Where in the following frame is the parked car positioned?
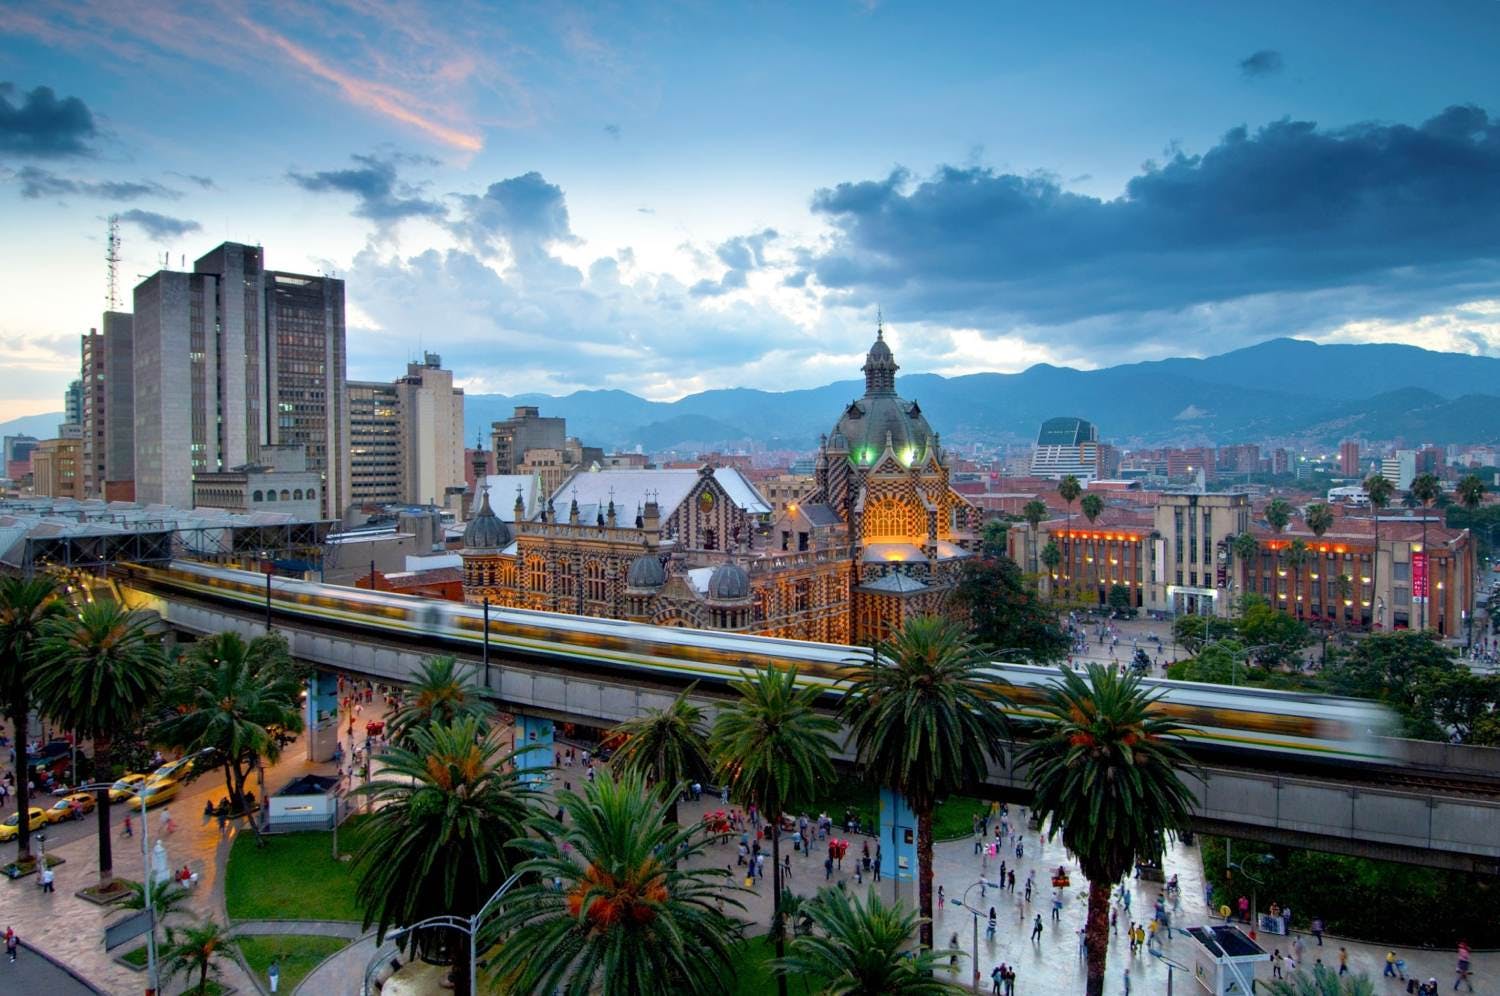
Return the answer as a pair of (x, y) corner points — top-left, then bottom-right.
(44, 792), (97, 824)
(0, 807), (47, 842)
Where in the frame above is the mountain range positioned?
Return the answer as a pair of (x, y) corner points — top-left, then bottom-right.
(6, 338), (1500, 455)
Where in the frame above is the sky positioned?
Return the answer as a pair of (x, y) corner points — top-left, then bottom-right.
(2, 0), (1500, 421)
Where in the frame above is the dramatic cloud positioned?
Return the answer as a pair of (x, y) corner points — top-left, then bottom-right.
(12, 165), (177, 200)
(807, 105), (1500, 350)
(1239, 49), (1284, 78)
(448, 171), (578, 260)
(287, 153), (445, 224)
(692, 228), (779, 297)
(0, 83), (96, 157)
(118, 208), (201, 239)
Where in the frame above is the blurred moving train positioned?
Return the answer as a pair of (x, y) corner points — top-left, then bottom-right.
(118, 561), (1399, 770)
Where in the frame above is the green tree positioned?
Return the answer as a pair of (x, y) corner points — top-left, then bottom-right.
(33, 601), (166, 884)
(1059, 475), (1083, 596)
(1040, 541), (1061, 579)
(949, 554), (1069, 663)
(1019, 664), (1196, 996)
(712, 665), (838, 995)
(155, 632), (305, 841)
(607, 684), (711, 827)
(354, 718), (539, 994)
(1456, 473), (1485, 645)
(159, 918), (232, 996)
(841, 616), (1010, 950)
(1236, 594), (1312, 668)
(1304, 502), (1334, 539)
(482, 770), (744, 996)
(1172, 614), (1237, 654)
(1284, 539), (1311, 621)
(1080, 492), (1103, 526)
(0, 576), (66, 861)
(980, 518), (1009, 559)
(1264, 964), (1375, 996)
(1107, 583), (1131, 614)
(1265, 499), (1292, 607)
(1232, 532), (1260, 602)
(1410, 472), (1443, 633)
(1021, 499), (1048, 572)
(773, 887), (964, 995)
(1178, 640), (1245, 685)
(388, 655), (495, 747)
(1364, 475), (1395, 625)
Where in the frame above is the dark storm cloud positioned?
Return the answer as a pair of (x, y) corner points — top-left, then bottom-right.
(448, 171), (578, 259)
(0, 84), (96, 157)
(1239, 49), (1284, 78)
(118, 208), (201, 239)
(287, 153), (445, 223)
(807, 105), (1500, 334)
(14, 165), (177, 200)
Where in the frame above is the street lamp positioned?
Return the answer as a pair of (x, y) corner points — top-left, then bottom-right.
(79, 780), (161, 994)
(949, 878), (999, 992)
(360, 871), (523, 996)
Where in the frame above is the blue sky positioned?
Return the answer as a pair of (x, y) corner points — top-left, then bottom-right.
(3, 0), (1499, 420)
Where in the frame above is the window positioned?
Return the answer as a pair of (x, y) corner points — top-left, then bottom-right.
(798, 532), (809, 552)
(866, 498), (918, 540)
(252, 490), (263, 502)
(265, 490), (277, 502)
(1394, 562), (1410, 581)
(586, 560), (607, 602)
(781, 531), (790, 551)
(527, 557), (546, 593)
(704, 528), (718, 551)
(280, 490), (290, 501)
(307, 488), (316, 500)
(293, 489), (303, 500)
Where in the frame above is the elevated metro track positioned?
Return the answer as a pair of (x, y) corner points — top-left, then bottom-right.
(117, 565), (1500, 874)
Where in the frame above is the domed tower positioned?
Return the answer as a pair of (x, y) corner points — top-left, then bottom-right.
(705, 561), (752, 630)
(460, 488), (515, 599)
(623, 550), (666, 622)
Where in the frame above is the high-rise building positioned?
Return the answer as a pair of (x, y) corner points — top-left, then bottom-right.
(491, 406), (566, 474)
(395, 353), (465, 506)
(1029, 417), (1101, 480)
(349, 381), (403, 506)
(31, 438), (83, 499)
(132, 243), (346, 514)
(1382, 450), (1417, 491)
(60, 379), (82, 437)
(80, 312), (135, 498)
(1339, 440), (1360, 478)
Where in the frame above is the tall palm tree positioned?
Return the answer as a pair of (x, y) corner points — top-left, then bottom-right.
(1019, 664), (1195, 996)
(608, 684), (711, 827)
(481, 770), (744, 996)
(1059, 475), (1082, 598)
(841, 616), (1009, 950)
(0, 576), (65, 862)
(1080, 492), (1104, 603)
(1265, 499), (1292, 610)
(712, 665), (839, 996)
(1305, 503), (1335, 627)
(1285, 540), (1311, 622)
(773, 886), (963, 995)
(354, 717), (540, 995)
(1021, 499), (1048, 574)
(1364, 474), (1394, 629)
(1456, 474), (1486, 646)
(33, 601), (166, 885)
(1410, 473), (1443, 632)
(155, 632), (304, 841)
(159, 918), (231, 996)
(1231, 532), (1259, 605)
(388, 655), (495, 746)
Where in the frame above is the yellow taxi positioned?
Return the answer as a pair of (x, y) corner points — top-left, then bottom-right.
(128, 775), (181, 810)
(44, 792), (97, 824)
(0, 807), (47, 842)
(108, 773), (150, 803)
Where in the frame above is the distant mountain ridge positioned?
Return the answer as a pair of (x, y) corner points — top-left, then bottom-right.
(463, 338), (1500, 451)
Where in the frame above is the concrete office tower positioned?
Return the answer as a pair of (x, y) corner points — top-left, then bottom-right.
(491, 405), (565, 474)
(132, 243), (346, 515)
(395, 352), (465, 505)
(349, 380), (403, 506)
(59, 379), (83, 438)
(80, 312), (135, 498)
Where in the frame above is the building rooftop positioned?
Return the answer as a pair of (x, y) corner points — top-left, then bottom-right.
(1035, 416), (1097, 447)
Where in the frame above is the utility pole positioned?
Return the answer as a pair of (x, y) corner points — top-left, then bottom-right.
(482, 598), (491, 690)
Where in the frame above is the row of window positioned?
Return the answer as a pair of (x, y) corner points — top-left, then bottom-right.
(252, 487), (316, 502)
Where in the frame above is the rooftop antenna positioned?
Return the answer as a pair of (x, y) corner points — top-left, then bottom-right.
(106, 214), (121, 310)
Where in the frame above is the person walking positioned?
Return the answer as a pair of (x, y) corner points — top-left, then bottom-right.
(39, 866), (54, 893)
(948, 933), (960, 975)
(1311, 916), (1324, 946)
(268, 958), (281, 993)
(990, 964), (1003, 996)
(987, 906), (997, 941)
(1030, 914), (1043, 942)
(122, 813), (133, 837)
(1122, 966), (1131, 994)
(5, 927), (17, 963)
(823, 856), (833, 881)
(1455, 939), (1474, 991)
(1338, 947), (1349, 975)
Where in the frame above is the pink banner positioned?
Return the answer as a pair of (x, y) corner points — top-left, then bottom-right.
(1412, 551), (1428, 601)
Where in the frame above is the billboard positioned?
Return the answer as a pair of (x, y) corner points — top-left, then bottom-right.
(1412, 552), (1428, 603)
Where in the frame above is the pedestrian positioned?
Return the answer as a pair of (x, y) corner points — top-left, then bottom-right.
(161, 807), (174, 835)
(938, 885), (945, 908)
(40, 866), (54, 893)
(783, 853), (791, 879)
(122, 813), (133, 837)
(1455, 940), (1474, 991)
(1339, 947), (1349, 975)
(1051, 891), (1062, 922)
(1129, 923), (1137, 955)
(1312, 916), (1324, 946)
(268, 957), (281, 993)
(873, 847), (882, 882)
(824, 856), (833, 881)
(1030, 914), (1043, 942)
(1123, 966), (1131, 994)
(990, 964), (1003, 995)
(1272, 949), (1283, 979)
(5, 927), (16, 963)
(987, 906), (996, 940)
(1385, 951), (1400, 978)
(1008, 869), (1015, 892)
(949, 933), (960, 975)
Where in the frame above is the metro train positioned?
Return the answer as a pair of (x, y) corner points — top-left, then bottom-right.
(117, 560), (1399, 768)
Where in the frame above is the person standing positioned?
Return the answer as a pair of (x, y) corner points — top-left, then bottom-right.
(1338, 947), (1349, 975)
(5, 927), (18, 963)
(1030, 914), (1043, 942)
(987, 907), (997, 941)
(268, 958), (281, 993)
(1311, 916), (1324, 946)
(122, 813), (133, 837)
(990, 964), (1003, 995)
(39, 866), (54, 893)
(1122, 966), (1131, 994)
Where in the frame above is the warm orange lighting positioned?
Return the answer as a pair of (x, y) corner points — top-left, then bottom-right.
(1334, 546), (1346, 554)
(1318, 545), (1328, 553)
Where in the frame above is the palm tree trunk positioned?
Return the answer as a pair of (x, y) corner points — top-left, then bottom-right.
(94, 730), (114, 883)
(10, 703), (31, 861)
(771, 811), (787, 996)
(1372, 511), (1380, 631)
(917, 803), (935, 950)
(1083, 881), (1110, 996)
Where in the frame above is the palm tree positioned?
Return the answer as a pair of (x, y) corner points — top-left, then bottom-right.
(712, 665), (839, 996)
(155, 632), (304, 841)
(1059, 475), (1082, 597)
(1364, 474), (1394, 629)
(1264, 963), (1375, 995)
(354, 717), (540, 995)
(1410, 473), (1443, 632)
(1041, 541), (1062, 595)
(607, 684), (711, 827)
(0, 576), (65, 862)
(159, 918), (231, 996)
(33, 602), (166, 885)
(388, 655), (495, 746)
(841, 616), (1009, 950)
(1021, 499), (1048, 573)
(1231, 532), (1259, 605)
(1285, 540), (1311, 622)
(773, 886), (964, 995)
(1265, 499), (1292, 610)
(1457, 473), (1486, 646)
(1019, 664), (1195, 996)
(1080, 493), (1104, 603)
(1304, 503), (1335, 629)
(481, 770), (744, 996)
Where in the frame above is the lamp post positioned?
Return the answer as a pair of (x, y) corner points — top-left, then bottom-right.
(949, 878), (999, 992)
(481, 597), (491, 691)
(360, 871), (523, 996)
(80, 780), (160, 995)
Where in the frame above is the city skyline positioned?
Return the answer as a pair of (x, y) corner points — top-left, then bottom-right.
(4, 1), (1500, 422)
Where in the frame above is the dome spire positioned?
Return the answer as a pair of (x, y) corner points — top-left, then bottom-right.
(862, 313), (898, 396)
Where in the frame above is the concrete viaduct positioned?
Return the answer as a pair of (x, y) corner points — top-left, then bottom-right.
(138, 585), (1500, 875)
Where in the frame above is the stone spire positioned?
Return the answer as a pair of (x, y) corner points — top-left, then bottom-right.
(861, 317), (899, 396)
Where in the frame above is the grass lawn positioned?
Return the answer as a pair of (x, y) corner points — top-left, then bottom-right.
(236, 934), (348, 992)
(805, 784), (996, 843)
(729, 934), (825, 996)
(224, 828), (362, 922)
(121, 945), (149, 967)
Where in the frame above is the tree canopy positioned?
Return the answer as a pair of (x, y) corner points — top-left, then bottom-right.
(1323, 631), (1500, 742)
(950, 554), (1069, 663)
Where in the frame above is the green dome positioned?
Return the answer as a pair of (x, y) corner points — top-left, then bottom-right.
(830, 327), (934, 466)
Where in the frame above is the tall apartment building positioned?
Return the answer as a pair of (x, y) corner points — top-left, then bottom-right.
(132, 243), (346, 515)
(1339, 440), (1360, 478)
(58, 379), (83, 438)
(31, 438), (83, 499)
(348, 353), (466, 508)
(1382, 450), (1417, 491)
(80, 312), (135, 499)
(491, 406), (565, 474)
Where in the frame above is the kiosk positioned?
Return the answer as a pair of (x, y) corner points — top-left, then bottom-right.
(1185, 925), (1269, 994)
